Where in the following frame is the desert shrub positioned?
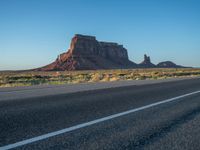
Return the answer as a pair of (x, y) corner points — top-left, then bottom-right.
(139, 75), (146, 80)
(110, 76), (120, 81)
(1, 69), (200, 87)
(101, 74), (110, 82)
(90, 73), (102, 82)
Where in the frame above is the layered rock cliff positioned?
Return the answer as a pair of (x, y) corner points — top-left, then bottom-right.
(37, 34), (137, 71)
(36, 34), (185, 71)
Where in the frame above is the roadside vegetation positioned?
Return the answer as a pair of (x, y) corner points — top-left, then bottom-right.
(0, 68), (200, 88)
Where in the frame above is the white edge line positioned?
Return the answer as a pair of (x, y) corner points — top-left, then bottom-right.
(1, 90), (200, 150)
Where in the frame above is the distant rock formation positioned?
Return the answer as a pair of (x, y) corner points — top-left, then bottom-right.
(139, 54), (156, 68)
(36, 34), (186, 71)
(157, 61), (183, 68)
(37, 34), (137, 71)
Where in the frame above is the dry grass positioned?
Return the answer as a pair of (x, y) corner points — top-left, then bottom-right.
(0, 68), (200, 88)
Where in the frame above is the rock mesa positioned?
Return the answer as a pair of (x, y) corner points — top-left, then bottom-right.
(36, 34), (186, 71)
(37, 34), (137, 71)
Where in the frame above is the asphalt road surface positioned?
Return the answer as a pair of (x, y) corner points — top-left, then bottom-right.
(0, 78), (200, 150)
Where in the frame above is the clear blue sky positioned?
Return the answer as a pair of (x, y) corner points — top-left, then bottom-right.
(0, 0), (200, 70)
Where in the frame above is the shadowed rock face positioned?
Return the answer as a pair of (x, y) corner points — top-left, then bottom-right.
(37, 34), (137, 71)
(139, 54), (156, 68)
(70, 34), (129, 60)
(157, 61), (183, 68)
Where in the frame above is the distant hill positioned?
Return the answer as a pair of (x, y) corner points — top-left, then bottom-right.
(157, 61), (184, 68)
(36, 34), (186, 71)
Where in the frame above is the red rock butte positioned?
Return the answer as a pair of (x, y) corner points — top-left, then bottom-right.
(37, 34), (137, 71)
(36, 34), (184, 71)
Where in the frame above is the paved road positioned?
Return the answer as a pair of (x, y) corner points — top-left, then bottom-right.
(0, 77), (196, 101)
(0, 78), (200, 150)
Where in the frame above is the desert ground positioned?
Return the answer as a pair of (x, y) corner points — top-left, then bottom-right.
(1, 68), (200, 88)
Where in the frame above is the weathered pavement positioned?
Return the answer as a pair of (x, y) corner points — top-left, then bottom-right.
(0, 78), (200, 150)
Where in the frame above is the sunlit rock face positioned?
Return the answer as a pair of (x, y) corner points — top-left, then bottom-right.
(37, 34), (137, 71)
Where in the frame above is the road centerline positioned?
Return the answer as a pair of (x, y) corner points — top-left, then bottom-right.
(1, 90), (200, 150)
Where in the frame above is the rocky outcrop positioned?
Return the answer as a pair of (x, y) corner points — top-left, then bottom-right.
(157, 61), (183, 68)
(37, 34), (137, 71)
(36, 34), (186, 71)
(139, 54), (156, 68)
